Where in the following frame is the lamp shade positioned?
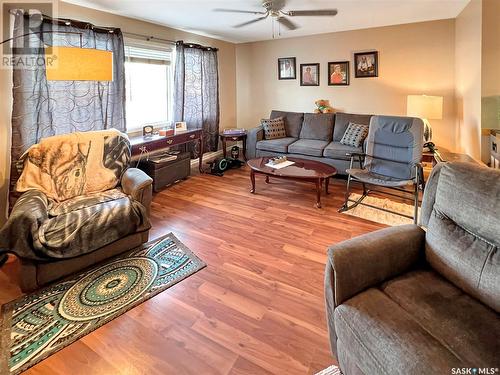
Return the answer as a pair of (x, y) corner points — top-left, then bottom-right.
(45, 47), (113, 81)
(407, 95), (443, 120)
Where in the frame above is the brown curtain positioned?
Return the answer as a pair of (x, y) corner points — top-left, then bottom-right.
(9, 12), (126, 209)
(173, 41), (220, 155)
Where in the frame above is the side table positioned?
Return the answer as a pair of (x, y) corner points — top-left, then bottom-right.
(220, 132), (247, 161)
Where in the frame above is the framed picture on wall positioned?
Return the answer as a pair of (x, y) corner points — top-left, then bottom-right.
(354, 51), (378, 78)
(278, 57), (296, 80)
(300, 63), (320, 86)
(328, 61), (350, 86)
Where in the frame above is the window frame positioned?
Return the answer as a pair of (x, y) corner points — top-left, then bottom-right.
(124, 38), (174, 136)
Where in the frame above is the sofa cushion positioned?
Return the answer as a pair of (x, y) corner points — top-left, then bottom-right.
(333, 112), (372, 141)
(261, 117), (287, 140)
(380, 269), (500, 368)
(323, 141), (362, 160)
(425, 163), (500, 312)
(256, 137), (298, 153)
(288, 139), (329, 157)
(270, 110), (304, 138)
(335, 287), (474, 374)
(340, 123), (369, 147)
(299, 113), (334, 141)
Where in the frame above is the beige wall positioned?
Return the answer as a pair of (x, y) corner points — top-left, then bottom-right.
(481, 0), (500, 163)
(481, 0), (500, 99)
(0, 1), (237, 224)
(236, 20), (457, 151)
(455, 0), (483, 161)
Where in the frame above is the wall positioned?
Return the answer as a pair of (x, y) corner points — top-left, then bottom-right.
(454, 0), (482, 161)
(481, 0), (500, 163)
(0, 0), (237, 224)
(236, 20), (457, 151)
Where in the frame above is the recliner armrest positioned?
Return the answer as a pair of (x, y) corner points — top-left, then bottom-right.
(121, 168), (153, 214)
(0, 190), (49, 258)
(246, 125), (264, 159)
(326, 224), (425, 306)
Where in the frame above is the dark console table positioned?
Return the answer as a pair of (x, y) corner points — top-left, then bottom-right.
(130, 129), (204, 173)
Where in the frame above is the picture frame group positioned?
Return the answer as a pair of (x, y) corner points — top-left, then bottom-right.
(278, 51), (379, 85)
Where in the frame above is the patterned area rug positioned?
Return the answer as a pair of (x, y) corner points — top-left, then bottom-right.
(341, 193), (420, 226)
(0, 234), (206, 375)
(316, 364), (343, 375)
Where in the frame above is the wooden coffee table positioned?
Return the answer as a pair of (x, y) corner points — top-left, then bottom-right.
(247, 157), (337, 208)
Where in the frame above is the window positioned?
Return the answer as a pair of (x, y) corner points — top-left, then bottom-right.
(124, 42), (173, 133)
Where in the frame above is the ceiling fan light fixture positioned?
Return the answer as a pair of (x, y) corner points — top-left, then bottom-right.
(216, 1), (338, 35)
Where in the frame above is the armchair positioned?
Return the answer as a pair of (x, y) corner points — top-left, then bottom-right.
(339, 115), (424, 223)
(325, 162), (500, 374)
(0, 129), (153, 292)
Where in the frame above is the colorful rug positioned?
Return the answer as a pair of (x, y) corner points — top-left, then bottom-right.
(341, 193), (420, 226)
(316, 364), (343, 375)
(0, 234), (206, 375)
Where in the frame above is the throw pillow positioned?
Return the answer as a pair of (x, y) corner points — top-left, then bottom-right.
(261, 117), (287, 140)
(340, 123), (369, 148)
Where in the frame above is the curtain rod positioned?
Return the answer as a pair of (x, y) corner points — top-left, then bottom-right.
(17, 12), (216, 50)
(122, 31), (176, 45)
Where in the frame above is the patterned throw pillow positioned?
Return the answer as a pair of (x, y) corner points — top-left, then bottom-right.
(340, 122), (369, 147)
(261, 117), (287, 140)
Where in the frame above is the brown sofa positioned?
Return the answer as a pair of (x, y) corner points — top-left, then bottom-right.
(325, 162), (500, 374)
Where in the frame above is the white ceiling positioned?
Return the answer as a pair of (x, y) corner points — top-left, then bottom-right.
(64, 0), (470, 43)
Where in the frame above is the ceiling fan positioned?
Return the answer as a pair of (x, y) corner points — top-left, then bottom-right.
(214, 0), (338, 30)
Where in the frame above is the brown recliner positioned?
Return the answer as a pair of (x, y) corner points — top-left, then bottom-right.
(0, 130), (153, 292)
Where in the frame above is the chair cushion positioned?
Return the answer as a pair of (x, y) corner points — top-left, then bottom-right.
(346, 168), (414, 187)
(288, 139), (329, 157)
(380, 270), (500, 368)
(270, 110), (304, 138)
(299, 113), (335, 141)
(340, 123), (369, 147)
(333, 113), (372, 141)
(324, 141), (362, 160)
(256, 137), (298, 153)
(335, 289), (460, 374)
(364, 116), (423, 180)
(35, 190), (150, 258)
(335, 270), (500, 374)
(261, 117), (287, 140)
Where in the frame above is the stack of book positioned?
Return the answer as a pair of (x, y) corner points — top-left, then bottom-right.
(223, 128), (247, 135)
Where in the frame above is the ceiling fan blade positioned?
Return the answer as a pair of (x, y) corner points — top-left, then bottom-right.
(286, 9), (338, 16)
(214, 8), (267, 15)
(233, 15), (269, 28)
(277, 17), (298, 30)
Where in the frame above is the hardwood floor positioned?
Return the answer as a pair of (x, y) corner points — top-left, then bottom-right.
(0, 166), (386, 375)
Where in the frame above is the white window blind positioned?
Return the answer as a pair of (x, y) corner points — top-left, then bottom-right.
(124, 41), (174, 133)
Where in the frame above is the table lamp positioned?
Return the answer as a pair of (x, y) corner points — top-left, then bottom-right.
(406, 95), (443, 142)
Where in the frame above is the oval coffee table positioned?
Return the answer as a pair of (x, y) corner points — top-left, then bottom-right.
(247, 157), (337, 208)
